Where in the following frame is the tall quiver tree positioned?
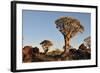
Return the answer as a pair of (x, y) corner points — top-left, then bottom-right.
(55, 16), (84, 54)
(40, 40), (53, 54)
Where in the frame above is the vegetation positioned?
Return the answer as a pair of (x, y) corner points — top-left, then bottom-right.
(84, 36), (91, 48)
(40, 40), (53, 54)
(22, 42), (91, 63)
(55, 16), (84, 55)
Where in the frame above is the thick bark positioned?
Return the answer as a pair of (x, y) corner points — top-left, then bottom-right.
(65, 31), (71, 52)
(61, 33), (71, 57)
(65, 36), (70, 53)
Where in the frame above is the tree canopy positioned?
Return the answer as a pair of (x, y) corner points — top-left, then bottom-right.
(40, 40), (53, 54)
(55, 16), (84, 38)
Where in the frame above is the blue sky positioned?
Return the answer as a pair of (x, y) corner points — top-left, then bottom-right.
(22, 10), (91, 51)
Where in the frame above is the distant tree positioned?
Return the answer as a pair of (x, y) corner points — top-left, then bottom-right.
(40, 40), (53, 54)
(84, 36), (91, 48)
(55, 16), (84, 54)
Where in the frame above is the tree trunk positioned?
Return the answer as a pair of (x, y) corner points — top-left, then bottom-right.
(44, 48), (48, 55)
(61, 31), (71, 58)
(65, 36), (70, 53)
(61, 35), (70, 56)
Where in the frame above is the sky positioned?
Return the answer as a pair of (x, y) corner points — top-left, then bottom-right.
(22, 10), (91, 52)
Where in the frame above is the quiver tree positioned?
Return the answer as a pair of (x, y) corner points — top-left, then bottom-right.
(40, 40), (53, 54)
(84, 36), (91, 48)
(55, 16), (84, 54)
